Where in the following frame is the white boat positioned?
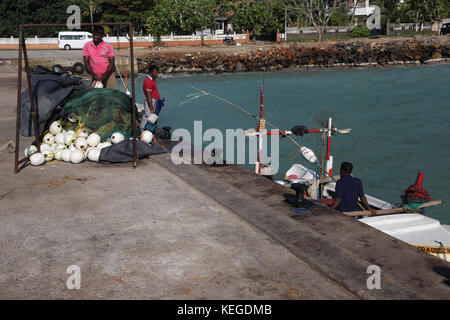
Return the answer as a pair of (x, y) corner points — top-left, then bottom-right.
(360, 213), (450, 262)
(276, 162), (450, 262)
(277, 149), (449, 262)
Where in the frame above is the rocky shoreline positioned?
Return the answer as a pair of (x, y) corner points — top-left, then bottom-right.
(137, 37), (450, 74)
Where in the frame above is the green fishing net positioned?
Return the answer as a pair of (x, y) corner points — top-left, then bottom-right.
(61, 88), (140, 140)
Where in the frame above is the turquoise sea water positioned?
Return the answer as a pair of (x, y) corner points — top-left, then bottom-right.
(124, 64), (450, 224)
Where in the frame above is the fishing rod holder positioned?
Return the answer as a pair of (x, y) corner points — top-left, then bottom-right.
(291, 183), (315, 208)
(161, 126), (172, 140)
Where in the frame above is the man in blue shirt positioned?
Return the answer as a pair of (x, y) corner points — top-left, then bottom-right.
(331, 162), (376, 215)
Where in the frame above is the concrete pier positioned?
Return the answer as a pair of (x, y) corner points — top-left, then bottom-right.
(0, 60), (449, 299)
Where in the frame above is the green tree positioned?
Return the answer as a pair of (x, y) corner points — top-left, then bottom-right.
(147, 0), (224, 45)
(330, 6), (352, 26)
(289, 0), (348, 42)
(232, 0), (279, 43)
(146, 0), (176, 42)
(0, 0), (75, 37)
(176, 0), (216, 45)
(263, 0), (287, 38)
(0, 0), (160, 37)
(100, 0), (155, 33)
(406, 0), (449, 33)
(425, 0), (449, 34)
(350, 23), (371, 37)
(372, 0), (409, 24)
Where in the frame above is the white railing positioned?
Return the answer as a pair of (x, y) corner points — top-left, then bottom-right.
(388, 23), (432, 32)
(0, 36), (58, 44)
(286, 23), (434, 37)
(286, 26), (353, 35)
(0, 32), (247, 45)
(159, 32), (246, 42)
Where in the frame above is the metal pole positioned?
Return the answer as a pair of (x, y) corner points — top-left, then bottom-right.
(89, 1), (94, 32)
(129, 23), (138, 167)
(14, 26), (24, 173)
(326, 117), (332, 176)
(285, 7), (287, 42)
(22, 32), (41, 154)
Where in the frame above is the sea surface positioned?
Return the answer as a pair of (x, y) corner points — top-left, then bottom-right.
(123, 64), (450, 224)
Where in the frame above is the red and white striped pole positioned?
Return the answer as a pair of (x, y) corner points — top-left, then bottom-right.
(325, 117), (333, 176)
(256, 84), (265, 175)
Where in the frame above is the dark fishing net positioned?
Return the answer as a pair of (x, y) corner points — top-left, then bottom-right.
(61, 88), (140, 140)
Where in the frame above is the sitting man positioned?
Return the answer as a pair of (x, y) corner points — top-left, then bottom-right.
(331, 162), (376, 215)
(83, 26), (117, 89)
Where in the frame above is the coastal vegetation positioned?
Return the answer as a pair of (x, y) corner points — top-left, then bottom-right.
(350, 24), (371, 38)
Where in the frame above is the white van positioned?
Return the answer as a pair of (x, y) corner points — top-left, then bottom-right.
(58, 31), (93, 50)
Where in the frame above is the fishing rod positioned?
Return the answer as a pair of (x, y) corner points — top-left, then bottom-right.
(189, 85), (338, 182)
(190, 86), (299, 147)
(115, 63), (130, 95)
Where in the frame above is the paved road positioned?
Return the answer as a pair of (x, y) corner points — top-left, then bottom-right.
(0, 49), (131, 60)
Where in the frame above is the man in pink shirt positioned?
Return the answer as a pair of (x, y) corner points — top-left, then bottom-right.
(83, 26), (116, 88)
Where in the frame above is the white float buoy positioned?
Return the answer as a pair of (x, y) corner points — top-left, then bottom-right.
(85, 146), (93, 157)
(300, 146), (317, 164)
(141, 130), (153, 144)
(60, 149), (72, 162)
(42, 150), (54, 161)
(67, 115), (78, 123)
(43, 133), (55, 145)
(55, 133), (65, 145)
(55, 149), (63, 161)
(39, 144), (52, 153)
(87, 148), (101, 162)
(64, 131), (76, 145)
(49, 121), (63, 135)
(97, 142), (112, 150)
(78, 128), (89, 138)
(52, 143), (64, 153)
(24, 145), (38, 157)
(30, 153), (45, 166)
(87, 133), (101, 147)
(75, 137), (88, 150)
(70, 149), (85, 164)
(111, 132), (124, 144)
